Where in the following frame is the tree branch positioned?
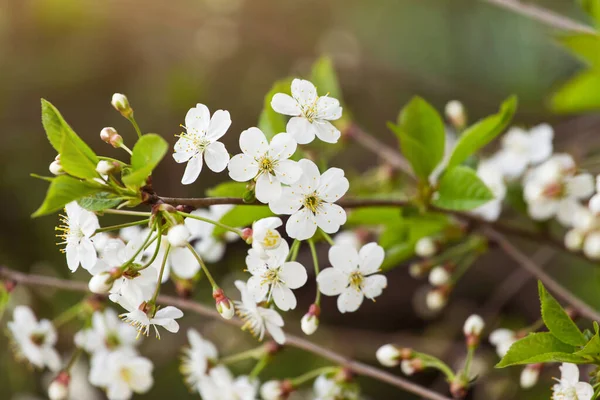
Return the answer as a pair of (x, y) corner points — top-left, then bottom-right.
(0, 267), (451, 400)
(484, 228), (600, 321)
(481, 0), (596, 34)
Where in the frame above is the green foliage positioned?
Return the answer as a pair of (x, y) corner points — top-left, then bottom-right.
(122, 134), (168, 188)
(579, 0), (600, 26)
(78, 192), (124, 212)
(558, 34), (600, 68)
(214, 206), (274, 236)
(33, 176), (103, 217)
(389, 97), (445, 180)
(539, 281), (587, 346)
(258, 78), (293, 140)
(446, 96), (517, 169)
(346, 207), (402, 226)
(206, 181), (247, 198)
(311, 56), (342, 101)
(575, 329), (600, 358)
(496, 332), (579, 367)
(432, 166), (494, 211)
(551, 71), (600, 113)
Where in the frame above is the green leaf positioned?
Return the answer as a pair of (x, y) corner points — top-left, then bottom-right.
(122, 134), (168, 188)
(575, 332), (600, 358)
(381, 243), (414, 271)
(346, 207), (402, 226)
(310, 56), (342, 100)
(432, 166), (494, 211)
(379, 220), (409, 249)
(539, 281), (587, 346)
(446, 96), (517, 169)
(258, 78), (293, 140)
(206, 181), (247, 198)
(78, 192), (124, 212)
(579, 0), (600, 26)
(496, 332), (577, 367)
(33, 176), (102, 217)
(214, 206), (274, 237)
(392, 97), (445, 180)
(60, 132), (99, 179)
(551, 70), (600, 113)
(558, 34), (600, 68)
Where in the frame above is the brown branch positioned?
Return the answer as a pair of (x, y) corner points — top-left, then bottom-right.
(484, 228), (600, 321)
(481, 0), (596, 34)
(0, 267), (451, 400)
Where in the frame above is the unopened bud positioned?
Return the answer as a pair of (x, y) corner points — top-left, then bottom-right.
(96, 160), (115, 175)
(409, 262), (428, 278)
(111, 93), (133, 118)
(449, 380), (467, 399)
(100, 127), (123, 148)
(376, 344), (401, 367)
(167, 225), (191, 247)
(241, 228), (253, 244)
(415, 237), (437, 258)
(463, 314), (485, 347)
(264, 340), (282, 356)
(88, 273), (112, 294)
(425, 288), (447, 311)
(565, 229), (584, 252)
(48, 372), (70, 400)
(260, 380), (293, 400)
(213, 288), (235, 320)
(401, 359), (423, 376)
(49, 160), (63, 176)
(520, 364), (541, 389)
(445, 100), (466, 130)
(584, 232), (600, 259)
(243, 188), (256, 203)
(301, 304), (320, 335)
(428, 266), (450, 286)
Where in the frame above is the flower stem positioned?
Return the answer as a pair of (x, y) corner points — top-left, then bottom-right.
(150, 244), (170, 305)
(102, 209), (151, 217)
(65, 347), (84, 372)
(93, 219), (150, 236)
(138, 229), (163, 271)
(128, 115), (143, 138)
(460, 346), (475, 381)
(249, 355), (270, 379)
(219, 346), (264, 365)
(120, 226), (156, 271)
(320, 230), (335, 246)
(290, 366), (339, 386)
(185, 243), (217, 288)
(415, 352), (455, 381)
(287, 239), (301, 262)
(177, 211), (242, 237)
(308, 239), (321, 305)
(120, 143), (133, 156)
(52, 302), (82, 328)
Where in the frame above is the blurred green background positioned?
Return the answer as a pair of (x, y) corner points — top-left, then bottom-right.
(1, 0), (600, 399)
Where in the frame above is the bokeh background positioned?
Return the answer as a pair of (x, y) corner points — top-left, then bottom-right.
(1, 0), (600, 399)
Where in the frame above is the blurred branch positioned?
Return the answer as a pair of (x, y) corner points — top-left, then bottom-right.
(481, 0), (596, 34)
(484, 228), (600, 321)
(0, 267), (452, 400)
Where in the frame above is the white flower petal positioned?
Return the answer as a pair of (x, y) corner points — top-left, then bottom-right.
(239, 127), (269, 158)
(362, 274), (387, 299)
(265, 322), (286, 345)
(256, 173), (282, 204)
(575, 382), (594, 400)
(337, 288), (364, 313)
(271, 93), (301, 116)
(206, 110), (231, 141)
(247, 276), (269, 302)
(317, 168), (349, 202)
(297, 159), (321, 191)
(228, 154), (259, 182)
(316, 96), (342, 120)
(316, 268), (347, 296)
(358, 242), (385, 275)
(66, 243), (79, 272)
(560, 363), (580, 384)
(287, 116), (316, 145)
(269, 133), (297, 160)
(79, 238), (98, 271)
(274, 159), (302, 185)
(286, 208), (318, 240)
(328, 245), (359, 274)
(181, 153), (203, 185)
(269, 188), (303, 215)
(155, 306), (184, 320)
(528, 123), (553, 164)
(272, 285), (296, 311)
(185, 103), (211, 132)
(314, 120), (341, 143)
(169, 247), (200, 279)
(528, 199), (559, 221)
(173, 138), (194, 163)
(315, 203), (346, 234)
(567, 173), (594, 199)
(291, 79), (317, 106)
(204, 141), (229, 173)
(280, 261), (307, 289)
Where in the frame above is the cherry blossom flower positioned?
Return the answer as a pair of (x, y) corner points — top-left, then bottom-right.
(251, 217), (284, 258)
(489, 328), (517, 358)
(333, 230), (362, 250)
(173, 103), (231, 185)
(496, 124), (554, 179)
(246, 240), (308, 311)
(228, 128), (302, 203)
(376, 344), (401, 367)
(271, 79), (343, 144)
(56, 201), (99, 272)
(118, 290), (183, 339)
(180, 329), (218, 391)
(234, 280), (285, 344)
(7, 306), (61, 371)
(74, 309), (138, 355)
(269, 159), (349, 240)
(197, 365), (258, 400)
(552, 363), (593, 400)
(470, 158), (506, 221)
(317, 243), (387, 313)
(313, 374), (359, 400)
(183, 205), (235, 265)
(90, 348), (153, 400)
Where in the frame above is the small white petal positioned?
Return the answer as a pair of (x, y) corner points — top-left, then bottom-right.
(228, 154), (259, 182)
(358, 242), (385, 275)
(206, 110), (231, 141)
(204, 141), (229, 173)
(313, 120), (341, 144)
(328, 245), (359, 274)
(181, 154), (203, 185)
(316, 268), (347, 296)
(287, 117), (316, 144)
(286, 208), (318, 240)
(256, 173), (282, 204)
(271, 93), (301, 116)
(337, 288), (364, 313)
(239, 127), (269, 158)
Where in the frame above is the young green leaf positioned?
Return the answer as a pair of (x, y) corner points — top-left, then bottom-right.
(78, 192), (124, 212)
(574, 331), (600, 358)
(59, 133), (99, 180)
(310, 56), (342, 100)
(446, 96), (517, 169)
(538, 281), (587, 346)
(496, 332), (578, 368)
(381, 242), (415, 271)
(33, 176), (103, 217)
(392, 97), (445, 180)
(258, 78), (293, 140)
(579, 0), (600, 27)
(551, 70), (600, 113)
(214, 206), (273, 237)
(122, 134), (168, 188)
(558, 34), (600, 68)
(431, 166), (494, 211)
(346, 207), (402, 226)
(206, 181), (247, 198)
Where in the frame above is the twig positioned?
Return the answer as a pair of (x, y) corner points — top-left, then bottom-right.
(481, 0), (596, 34)
(0, 267), (451, 400)
(484, 228), (600, 321)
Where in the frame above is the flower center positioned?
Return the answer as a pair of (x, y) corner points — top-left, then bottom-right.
(349, 271), (364, 290)
(105, 332), (121, 350)
(262, 267), (283, 286)
(178, 130), (211, 154)
(542, 182), (564, 199)
(300, 96), (321, 123)
(258, 156), (277, 175)
(120, 367), (133, 384)
(261, 229), (281, 250)
(553, 386), (579, 400)
(55, 213), (84, 251)
(303, 193), (322, 213)
(29, 332), (46, 346)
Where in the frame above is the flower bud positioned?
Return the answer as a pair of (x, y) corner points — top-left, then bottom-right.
(520, 364), (541, 389)
(584, 232), (600, 259)
(49, 160), (63, 176)
(415, 237), (437, 258)
(88, 273), (113, 294)
(376, 344), (401, 367)
(111, 93), (133, 117)
(48, 372), (70, 400)
(463, 314), (485, 347)
(425, 288), (447, 311)
(428, 266), (450, 286)
(300, 304), (320, 335)
(241, 228), (253, 244)
(445, 100), (466, 130)
(260, 380), (293, 400)
(400, 359), (423, 376)
(565, 229), (585, 251)
(167, 225), (191, 247)
(96, 160), (115, 175)
(100, 127), (123, 148)
(213, 287), (235, 320)
(449, 380), (467, 399)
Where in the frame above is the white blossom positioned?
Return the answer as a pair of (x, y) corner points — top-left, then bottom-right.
(425, 289), (447, 311)
(234, 280), (286, 344)
(471, 158), (506, 221)
(269, 159), (349, 240)
(317, 243), (387, 313)
(198, 365), (258, 400)
(376, 344), (400, 367)
(415, 237), (436, 258)
(118, 290), (183, 338)
(489, 328), (517, 358)
(7, 306), (61, 371)
(552, 363), (593, 400)
(173, 103), (231, 185)
(251, 217), (284, 258)
(74, 308), (138, 355)
(463, 314), (485, 336)
(520, 365), (540, 389)
(260, 380), (286, 400)
(228, 128), (302, 203)
(90, 349), (153, 400)
(167, 224), (191, 247)
(246, 240), (308, 311)
(301, 313), (319, 335)
(428, 266), (450, 287)
(56, 202), (99, 272)
(180, 329), (218, 391)
(88, 273), (112, 294)
(271, 78), (343, 144)
(96, 160), (114, 175)
(496, 124), (554, 179)
(48, 378), (68, 400)
(313, 374), (358, 400)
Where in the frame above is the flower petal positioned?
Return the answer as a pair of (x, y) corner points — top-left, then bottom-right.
(328, 245), (359, 273)
(206, 110), (231, 141)
(291, 79), (317, 106)
(269, 188), (303, 215)
(239, 127), (269, 158)
(575, 381), (594, 400)
(265, 322), (286, 344)
(185, 104), (211, 133)
(247, 276), (269, 303)
(316, 96), (342, 120)
(296, 159), (321, 193)
(155, 306), (184, 320)
(271, 93), (301, 116)
(315, 203), (346, 234)
(269, 132), (297, 160)
(313, 120), (341, 144)
(560, 362), (580, 384)
(287, 117), (316, 145)
(362, 274), (387, 299)
(316, 268), (347, 296)
(66, 243), (79, 272)
(169, 247), (200, 279)
(274, 159), (302, 185)
(567, 173), (594, 199)
(280, 261), (308, 289)
(317, 167), (349, 202)
(204, 141), (229, 173)
(337, 288), (364, 313)
(79, 238), (98, 271)
(358, 242), (385, 275)
(256, 173), (282, 204)
(286, 208), (318, 240)
(181, 153), (203, 185)
(272, 285), (297, 311)
(228, 154), (258, 182)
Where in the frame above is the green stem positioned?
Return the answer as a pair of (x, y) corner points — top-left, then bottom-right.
(128, 115), (143, 138)
(65, 347), (83, 371)
(308, 239), (321, 305)
(150, 244), (170, 304)
(52, 302), (82, 328)
(290, 366), (339, 386)
(461, 346), (475, 381)
(93, 219), (150, 236)
(249, 355), (270, 379)
(186, 243), (217, 288)
(219, 346), (264, 365)
(138, 229), (163, 270)
(320, 230), (335, 246)
(120, 226), (156, 271)
(177, 211), (242, 237)
(102, 209), (151, 217)
(120, 143), (133, 156)
(415, 352), (455, 381)
(287, 239), (301, 262)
